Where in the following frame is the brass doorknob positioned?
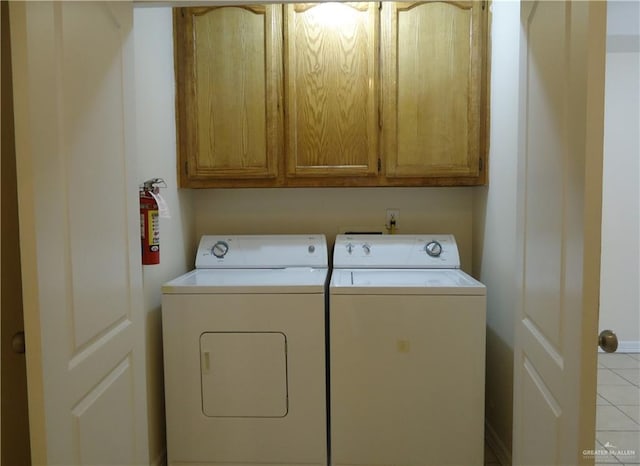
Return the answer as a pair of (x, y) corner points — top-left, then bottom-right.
(12, 331), (26, 354)
(598, 330), (618, 353)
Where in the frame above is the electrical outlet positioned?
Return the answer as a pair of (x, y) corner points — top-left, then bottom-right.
(385, 209), (400, 230)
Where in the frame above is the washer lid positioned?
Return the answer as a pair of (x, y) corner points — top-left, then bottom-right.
(330, 269), (486, 296)
(162, 268), (328, 294)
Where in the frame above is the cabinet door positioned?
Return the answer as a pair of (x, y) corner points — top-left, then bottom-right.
(174, 6), (283, 185)
(285, 3), (379, 178)
(382, 1), (486, 178)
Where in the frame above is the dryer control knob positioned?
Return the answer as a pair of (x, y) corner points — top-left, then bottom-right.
(211, 241), (229, 258)
(362, 243), (371, 255)
(346, 243), (354, 254)
(425, 240), (443, 258)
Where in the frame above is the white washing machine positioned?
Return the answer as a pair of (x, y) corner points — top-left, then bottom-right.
(329, 234), (486, 466)
(162, 235), (328, 466)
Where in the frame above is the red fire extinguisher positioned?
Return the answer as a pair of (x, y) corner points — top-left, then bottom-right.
(140, 178), (166, 265)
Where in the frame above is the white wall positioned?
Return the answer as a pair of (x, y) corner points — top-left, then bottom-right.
(607, 0), (640, 37)
(599, 3), (640, 351)
(194, 187), (475, 271)
(472, 1), (521, 463)
(133, 8), (196, 465)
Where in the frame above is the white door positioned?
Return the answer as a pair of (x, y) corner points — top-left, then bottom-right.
(10, 2), (149, 465)
(513, 1), (606, 465)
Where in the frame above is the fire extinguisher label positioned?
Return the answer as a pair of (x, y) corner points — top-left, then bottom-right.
(149, 210), (159, 246)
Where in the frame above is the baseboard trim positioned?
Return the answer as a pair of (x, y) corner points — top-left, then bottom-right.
(485, 419), (512, 466)
(598, 341), (640, 353)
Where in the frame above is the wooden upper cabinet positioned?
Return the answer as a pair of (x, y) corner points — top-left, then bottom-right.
(173, 2), (489, 187)
(381, 1), (487, 179)
(174, 6), (283, 186)
(284, 3), (379, 178)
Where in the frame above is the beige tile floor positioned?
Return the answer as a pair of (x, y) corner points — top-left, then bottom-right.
(595, 353), (640, 466)
(484, 353), (640, 466)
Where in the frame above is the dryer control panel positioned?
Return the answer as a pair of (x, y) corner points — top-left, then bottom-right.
(333, 234), (460, 269)
(195, 235), (328, 269)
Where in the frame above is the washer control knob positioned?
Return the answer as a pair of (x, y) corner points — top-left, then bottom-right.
(346, 243), (354, 254)
(308, 244), (316, 254)
(425, 240), (443, 258)
(211, 241), (229, 258)
(362, 243), (371, 255)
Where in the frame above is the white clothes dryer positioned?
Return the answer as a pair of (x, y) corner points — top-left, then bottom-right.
(162, 235), (328, 466)
(329, 234), (486, 466)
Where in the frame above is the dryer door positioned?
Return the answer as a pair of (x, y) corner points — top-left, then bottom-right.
(200, 332), (288, 417)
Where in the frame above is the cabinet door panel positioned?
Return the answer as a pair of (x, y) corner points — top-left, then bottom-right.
(175, 6), (282, 183)
(285, 3), (379, 177)
(383, 1), (485, 178)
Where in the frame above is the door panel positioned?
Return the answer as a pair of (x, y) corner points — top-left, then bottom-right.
(285, 2), (379, 177)
(63, 3), (134, 349)
(193, 7), (268, 172)
(382, 1), (485, 178)
(522, 0), (565, 352)
(73, 358), (135, 465)
(513, 1), (606, 464)
(520, 359), (560, 465)
(9, 2), (149, 464)
(175, 5), (282, 182)
(200, 332), (288, 418)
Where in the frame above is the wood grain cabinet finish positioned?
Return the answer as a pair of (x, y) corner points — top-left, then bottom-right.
(284, 3), (379, 178)
(174, 6), (283, 187)
(381, 1), (487, 180)
(174, 2), (488, 188)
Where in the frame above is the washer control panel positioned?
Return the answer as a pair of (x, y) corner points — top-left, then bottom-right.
(195, 235), (328, 269)
(334, 234), (460, 269)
